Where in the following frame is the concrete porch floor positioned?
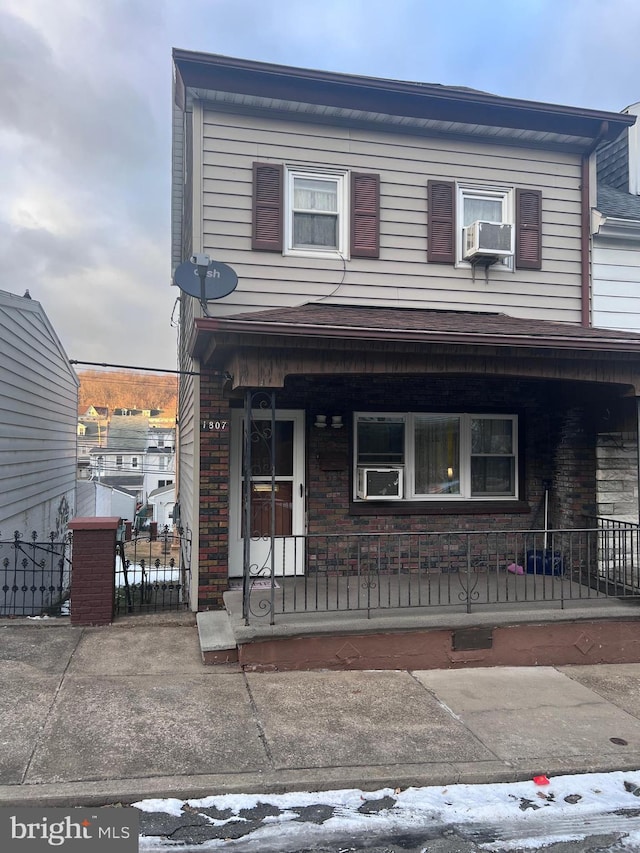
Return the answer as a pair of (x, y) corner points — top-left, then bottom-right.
(197, 572), (640, 671)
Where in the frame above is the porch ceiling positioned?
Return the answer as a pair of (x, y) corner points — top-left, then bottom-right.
(190, 305), (640, 392)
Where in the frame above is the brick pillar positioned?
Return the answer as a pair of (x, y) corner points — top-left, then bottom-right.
(199, 375), (231, 609)
(68, 517), (120, 626)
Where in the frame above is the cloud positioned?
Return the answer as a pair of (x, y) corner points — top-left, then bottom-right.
(0, 1), (174, 368)
(2, 0), (640, 373)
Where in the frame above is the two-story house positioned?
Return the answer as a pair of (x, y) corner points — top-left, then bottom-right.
(172, 50), (640, 621)
(0, 289), (78, 537)
(591, 101), (640, 528)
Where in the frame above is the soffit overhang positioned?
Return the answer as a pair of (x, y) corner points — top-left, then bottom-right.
(173, 50), (634, 151)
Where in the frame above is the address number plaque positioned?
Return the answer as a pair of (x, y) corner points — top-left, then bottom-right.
(201, 418), (229, 432)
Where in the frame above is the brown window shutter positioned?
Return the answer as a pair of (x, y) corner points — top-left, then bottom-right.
(351, 172), (380, 258)
(252, 162), (283, 252)
(427, 180), (456, 264)
(515, 189), (542, 270)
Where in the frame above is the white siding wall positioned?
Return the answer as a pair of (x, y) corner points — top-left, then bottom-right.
(593, 240), (640, 332)
(596, 432), (638, 523)
(199, 108), (583, 323)
(76, 481), (136, 522)
(0, 292), (78, 538)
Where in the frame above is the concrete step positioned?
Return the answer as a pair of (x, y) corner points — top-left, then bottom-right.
(196, 610), (238, 665)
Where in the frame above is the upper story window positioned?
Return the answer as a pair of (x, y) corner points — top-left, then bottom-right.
(354, 412), (518, 501)
(457, 184), (514, 268)
(286, 170), (347, 257)
(132, 457), (138, 468)
(116, 455), (123, 469)
(252, 162), (380, 259)
(428, 180), (542, 270)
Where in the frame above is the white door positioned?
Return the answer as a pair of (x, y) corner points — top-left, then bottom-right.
(228, 409), (305, 578)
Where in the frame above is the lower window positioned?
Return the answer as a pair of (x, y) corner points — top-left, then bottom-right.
(354, 413), (518, 501)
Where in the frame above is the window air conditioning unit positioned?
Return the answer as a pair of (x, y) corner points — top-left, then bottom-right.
(357, 467), (404, 500)
(463, 220), (514, 261)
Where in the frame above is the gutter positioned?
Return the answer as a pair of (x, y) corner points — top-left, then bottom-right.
(581, 121), (610, 327)
(594, 214), (640, 241)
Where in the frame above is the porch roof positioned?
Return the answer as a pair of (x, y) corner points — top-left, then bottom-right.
(191, 304), (640, 357)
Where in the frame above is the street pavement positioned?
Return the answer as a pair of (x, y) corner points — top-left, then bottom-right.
(2, 614), (640, 812)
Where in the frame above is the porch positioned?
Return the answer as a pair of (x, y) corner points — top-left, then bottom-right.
(198, 520), (640, 670)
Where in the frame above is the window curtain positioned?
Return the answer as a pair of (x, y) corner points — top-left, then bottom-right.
(463, 197), (502, 225)
(293, 178), (338, 247)
(414, 416), (460, 495)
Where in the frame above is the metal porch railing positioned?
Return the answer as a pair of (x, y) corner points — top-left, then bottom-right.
(242, 520), (640, 624)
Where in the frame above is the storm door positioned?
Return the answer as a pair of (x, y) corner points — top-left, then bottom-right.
(228, 406), (305, 578)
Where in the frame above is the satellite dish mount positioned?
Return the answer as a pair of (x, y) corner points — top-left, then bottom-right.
(173, 253), (239, 315)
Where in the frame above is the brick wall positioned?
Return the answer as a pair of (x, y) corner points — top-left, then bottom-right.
(198, 374), (231, 608)
(303, 376), (568, 536)
(553, 406), (596, 530)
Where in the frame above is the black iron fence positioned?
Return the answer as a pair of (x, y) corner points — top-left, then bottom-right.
(0, 531), (72, 617)
(243, 519), (640, 624)
(115, 525), (192, 615)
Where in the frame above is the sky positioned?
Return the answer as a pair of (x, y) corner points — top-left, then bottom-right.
(2, 0), (640, 371)
(134, 770), (640, 850)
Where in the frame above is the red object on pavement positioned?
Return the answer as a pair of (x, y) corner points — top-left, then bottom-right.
(533, 775), (550, 785)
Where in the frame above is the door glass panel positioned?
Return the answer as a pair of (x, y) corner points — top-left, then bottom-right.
(243, 482), (293, 537)
(243, 420), (294, 476)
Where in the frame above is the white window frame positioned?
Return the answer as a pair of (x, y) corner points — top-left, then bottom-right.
(284, 167), (348, 259)
(353, 412), (518, 501)
(456, 183), (514, 269)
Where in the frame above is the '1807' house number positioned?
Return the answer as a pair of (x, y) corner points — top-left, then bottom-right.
(201, 418), (229, 431)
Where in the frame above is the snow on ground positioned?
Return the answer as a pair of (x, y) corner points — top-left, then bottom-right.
(134, 768), (640, 850)
(116, 557), (179, 585)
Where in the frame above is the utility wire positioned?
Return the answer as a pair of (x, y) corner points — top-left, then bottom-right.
(71, 359), (199, 376)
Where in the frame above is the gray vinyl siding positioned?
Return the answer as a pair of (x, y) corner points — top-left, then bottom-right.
(177, 292), (198, 553)
(593, 241), (640, 332)
(0, 292), (78, 534)
(198, 108), (583, 323)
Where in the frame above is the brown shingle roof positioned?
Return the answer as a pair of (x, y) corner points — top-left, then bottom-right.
(213, 304), (640, 348)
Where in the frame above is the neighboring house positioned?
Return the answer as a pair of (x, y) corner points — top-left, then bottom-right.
(88, 412), (148, 500)
(147, 482), (176, 528)
(83, 405), (109, 419)
(76, 480), (136, 523)
(88, 417), (175, 504)
(0, 289), (78, 537)
(172, 51), (640, 612)
(591, 101), (640, 524)
(77, 419), (104, 479)
(593, 101), (640, 334)
(143, 446), (175, 498)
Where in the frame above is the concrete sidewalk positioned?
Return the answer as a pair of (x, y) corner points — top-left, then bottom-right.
(2, 616), (640, 807)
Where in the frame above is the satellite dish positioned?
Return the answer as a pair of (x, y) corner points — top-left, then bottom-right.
(173, 255), (238, 301)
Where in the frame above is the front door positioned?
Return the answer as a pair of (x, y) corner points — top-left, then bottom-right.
(228, 409), (305, 578)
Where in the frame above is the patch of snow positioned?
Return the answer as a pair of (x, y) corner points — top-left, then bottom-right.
(134, 769), (640, 850)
